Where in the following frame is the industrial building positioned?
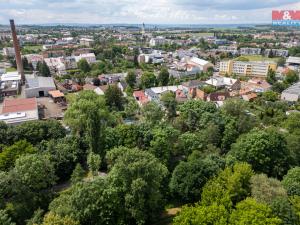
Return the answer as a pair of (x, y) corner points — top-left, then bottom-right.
(0, 98), (39, 125)
(25, 75), (56, 98)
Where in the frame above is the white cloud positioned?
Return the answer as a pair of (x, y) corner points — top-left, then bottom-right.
(0, 0), (300, 24)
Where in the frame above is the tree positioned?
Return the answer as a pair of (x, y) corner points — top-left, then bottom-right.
(284, 113), (300, 134)
(104, 85), (124, 111)
(8, 120), (66, 146)
(126, 70), (136, 88)
(277, 57), (286, 67)
(70, 163), (85, 185)
(42, 137), (84, 182)
(170, 155), (225, 202)
(282, 167), (300, 196)
(64, 91), (110, 158)
(160, 92), (177, 119)
(201, 163), (254, 207)
(157, 68), (169, 86)
(270, 197), (299, 225)
(42, 212), (79, 225)
(229, 128), (291, 178)
(229, 198), (282, 225)
(250, 174), (287, 204)
(0, 210), (15, 225)
(178, 100), (218, 131)
(14, 154), (57, 191)
(285, 70), (299, 85)
(141, 102), (164, 125)
(106, 147), (168, 224)
(49, 178), (122, 225)
(149, 126), (179, 164)
(77, 58), (90, 73)
(38, 61), (51, 77)
(262, 90), (278, 102)
(173, 203), (229, 225)
(267, 69), (276, 85)
(87, 151), (101, 177)
(140, 72), (156, 89)
(0, 140), (37, 171)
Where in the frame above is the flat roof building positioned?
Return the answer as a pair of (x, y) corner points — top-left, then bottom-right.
(0, 98), (39, 125)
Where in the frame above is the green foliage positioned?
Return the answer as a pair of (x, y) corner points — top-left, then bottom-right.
(64, 91), (110, 157)
(178, 100), (218, 131)
(285, 70), (299, 85)
(270, 197), (299, 225)
(262, 90), (278, 102)
(201, 163), (254, 207)
(124, 97), (140, 119)
(173, 203), (229, 225)
(14, 154), (57, 191)
(49, 178), (122, 225)
(160, 92), (177, 119)
(267, 69), (276, 85)
(0, 210), (15, 225)
(42, 137), (84, 181)
(229, 128), (291, 178)
(141, 102), (164, 125)
(42, 212), (80, 225)
(250, 174), (287, 204)
(149, 126), (179, 164)
(77, 58), (90, 73)
(126, 70), (136, 88)
(170, 155), (225, 202)
(0, 140), (37, 171)
(282, 167), (300, 196)
(37, 61), (51, 77)
(104, 85), (124, 111)
(229, 198), (282, 225)
(140, 72), (156, 89)
(157, 67), (169, 86)
(107, 147), (168, 224)
(87, 151), (101, 176)
(0, 120), (66, 146)
(70, 164), (85, 185)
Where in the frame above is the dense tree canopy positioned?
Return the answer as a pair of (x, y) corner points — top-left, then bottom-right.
(229, 128), (291, 178)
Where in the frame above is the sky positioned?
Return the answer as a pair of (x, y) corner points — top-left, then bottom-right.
(0, 0), (300, 25)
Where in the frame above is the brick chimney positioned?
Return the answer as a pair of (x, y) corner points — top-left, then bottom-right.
(9, 19), (24, 82)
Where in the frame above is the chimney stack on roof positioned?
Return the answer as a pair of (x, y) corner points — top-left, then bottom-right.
(9, 19), (24, 82)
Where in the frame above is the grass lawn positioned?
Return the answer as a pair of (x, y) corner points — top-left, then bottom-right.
(6, 67), (17, 72)
(234, 55), (280, 62)
(22, 45), (43, 51)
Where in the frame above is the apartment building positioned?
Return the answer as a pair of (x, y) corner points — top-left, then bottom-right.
(264, 49), (289, 57)
(219, 60), (277, 77)
(240, 48), (261, 55)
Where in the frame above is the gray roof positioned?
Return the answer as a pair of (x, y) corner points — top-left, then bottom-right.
(26, 76), (56, 89)
(282, 82), (300, 95)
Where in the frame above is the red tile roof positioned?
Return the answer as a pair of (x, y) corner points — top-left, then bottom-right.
(2, 98), (37, 114)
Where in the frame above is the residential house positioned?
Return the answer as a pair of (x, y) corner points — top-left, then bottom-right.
(205, 76), (240, 90)
(133, 90), (149, 106)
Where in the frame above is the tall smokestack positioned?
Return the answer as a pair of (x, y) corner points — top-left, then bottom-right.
(9, 19), (24, 82)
